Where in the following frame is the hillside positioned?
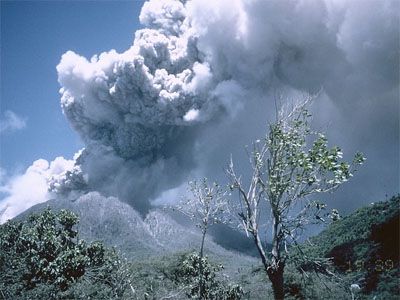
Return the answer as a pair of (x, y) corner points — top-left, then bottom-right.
(18, 192), (254, 262)
(12, 192), (268, 299)
(4, 194), (399, 299)
(122, 195), (400, 299)
(307, 196), (399, 259)
(297, 195), (400, 299)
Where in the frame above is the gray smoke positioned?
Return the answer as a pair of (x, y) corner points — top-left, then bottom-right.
(54, 0), (398, 214)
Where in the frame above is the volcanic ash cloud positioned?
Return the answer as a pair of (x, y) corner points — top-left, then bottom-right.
(55, 0), (228, 212)
(53, 0), (399, 213)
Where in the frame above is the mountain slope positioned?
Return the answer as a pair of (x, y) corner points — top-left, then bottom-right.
(6, 192), (268, 299)
(18, 192), (160, 258)
(300, 195), (400, 299)
(14, 193), (399, 299)
(18, 192), (257, 265)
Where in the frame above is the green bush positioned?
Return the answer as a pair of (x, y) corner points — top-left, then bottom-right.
(174, 252), (243, 300)
(0, 208), (130, 299)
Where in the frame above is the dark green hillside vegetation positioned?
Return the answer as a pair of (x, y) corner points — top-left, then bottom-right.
(306, 195), (399, 259)
(288, 195), (400, 299)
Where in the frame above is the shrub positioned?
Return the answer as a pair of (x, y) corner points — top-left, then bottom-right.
(0, 208), (130, 299)
(174, 252), (243, 300)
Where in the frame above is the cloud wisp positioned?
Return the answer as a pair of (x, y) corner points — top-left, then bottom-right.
(0, 110), (26, 134)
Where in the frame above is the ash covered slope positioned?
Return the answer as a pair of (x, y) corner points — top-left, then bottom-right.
(18, 192), (256, 268)
(18, 192), (159, 258)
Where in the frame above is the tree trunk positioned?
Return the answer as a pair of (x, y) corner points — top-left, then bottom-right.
(252, 232), (285, 299)
(199, 228), (206, 259)
(267, 262), (285, 300)
(198, 228), (207, 299)
(268, 211), (285, 299)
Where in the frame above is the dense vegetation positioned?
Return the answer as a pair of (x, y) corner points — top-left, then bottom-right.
(0, 196), (398, 299)
(127, 252), (244, 299)
(287, 195), (400, 299)
(0, 208), (130, 299)
(0, 209), (244, 300)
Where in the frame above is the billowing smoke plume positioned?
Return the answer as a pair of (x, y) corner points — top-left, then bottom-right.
(2, 0), (398, 220)
(55, 0), (223, 212)
(56, 0), (399, 213)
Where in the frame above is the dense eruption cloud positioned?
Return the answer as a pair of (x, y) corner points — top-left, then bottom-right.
(52, 0), (400, 212)
(1, 0), (398, 221)
(55, 0), (224, 212)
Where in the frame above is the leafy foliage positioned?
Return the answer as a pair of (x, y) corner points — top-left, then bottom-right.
(174, 252), (243, 300)
(227, 99), (365, 299)
(173, 178), (230, 299)
(0, 208), (130, 299)
(122, 251), (247, 300)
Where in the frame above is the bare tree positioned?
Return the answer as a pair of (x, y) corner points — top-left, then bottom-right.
(173, 178), (229, 299)
(226, 99), (365, 299)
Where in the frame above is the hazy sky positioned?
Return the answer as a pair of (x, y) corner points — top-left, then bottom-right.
(1, 0), (399, 223)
